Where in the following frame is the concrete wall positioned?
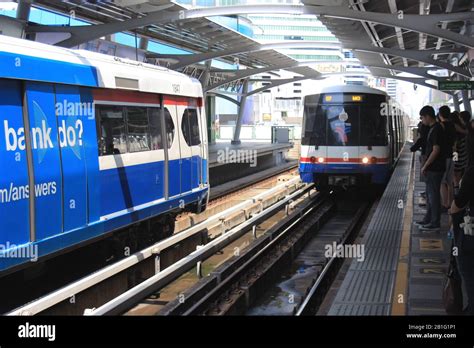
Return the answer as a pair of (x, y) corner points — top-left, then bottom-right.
(0, 16), (24, 38)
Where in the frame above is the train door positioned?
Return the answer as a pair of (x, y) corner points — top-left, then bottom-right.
(163, 98), (182, 197)
(147, 106), (166, 202)
(197, 101), (208, 186)
(25, 82), (63, 241)
(394, 115), (400, 155)
(0, 79), (30, 246)
(80, 88), (101, 224)
(180, 101), (203, 189)
(175, 103), (193, 193)
(388, 114), (395, 164)
(54, 85), (88, 231)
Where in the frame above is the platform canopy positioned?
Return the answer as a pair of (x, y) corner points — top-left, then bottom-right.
(304, 0), (473, 90)
(22, 0), (322, 93)
(12, 0), (474, 95)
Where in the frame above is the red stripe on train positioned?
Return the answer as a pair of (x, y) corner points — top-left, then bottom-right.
(93, 89), (201, 106)
(93, 89), (161, 104)
(300, 157), (390, 164)
(163, 95), (198, 107)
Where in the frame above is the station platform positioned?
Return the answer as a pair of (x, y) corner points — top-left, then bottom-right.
(208, 142), (294, 187)
(328, 146), (451, 315)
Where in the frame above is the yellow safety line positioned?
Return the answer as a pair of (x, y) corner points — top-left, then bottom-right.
(391, 152), (415, 315)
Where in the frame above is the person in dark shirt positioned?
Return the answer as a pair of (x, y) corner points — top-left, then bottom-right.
(416, 105), (445, 230)
(411, 119), (430, 193)
(439, 106), (456, 209)
(449, 165), (474, 315)
(411, 120), (430, 155)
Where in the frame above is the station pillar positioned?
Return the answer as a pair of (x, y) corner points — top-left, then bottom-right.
(200, 60), (217, 145)
(200, 60), (212, 93)
(461, 90), (472, 115)
(452, 93), (461, 112)
(232, 78), (249, 145)
(16, 0), (32, 21)
(206, 94), (217, 145)
(139, 38), (149, 50)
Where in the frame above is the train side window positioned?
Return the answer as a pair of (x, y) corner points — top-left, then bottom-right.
(182, 108), (201, 146)
(126, 106), (150, 153)
(164, 107), (175, 149)
(148, 108), (163, 150)
(97, 105), (127, 156)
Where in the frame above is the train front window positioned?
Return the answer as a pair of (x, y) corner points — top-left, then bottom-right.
(360, 105), (388, 146)
(302, 95), (387, 147)
(325, 105), (359, 146)
(302, 104), (359, 146)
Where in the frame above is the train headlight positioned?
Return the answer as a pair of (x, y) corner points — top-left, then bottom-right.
(362, 157), (369, 164)
(317, 157), (325, 163)
(310, 156), (316, 163)
(370, 157), (377, 164)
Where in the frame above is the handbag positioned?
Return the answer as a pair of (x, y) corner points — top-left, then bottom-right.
(442, 241), (463, 315)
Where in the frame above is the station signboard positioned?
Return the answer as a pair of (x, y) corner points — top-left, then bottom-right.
(438, 81), (474, 90)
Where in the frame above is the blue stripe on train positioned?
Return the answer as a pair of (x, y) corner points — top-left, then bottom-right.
(100, 156), (203, 216)
(299, 162), (390, 184)
(0, 51), (99, 87)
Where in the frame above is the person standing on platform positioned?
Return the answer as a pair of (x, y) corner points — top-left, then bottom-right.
(416, 105), (446, 231)
(438, 106), (456, 211)
(449, 165), (474, 315)
(410, 117), (430, 203)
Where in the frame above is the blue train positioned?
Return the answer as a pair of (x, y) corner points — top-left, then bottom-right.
(299, 85), (410, 190)
(0, 35), (209, 274)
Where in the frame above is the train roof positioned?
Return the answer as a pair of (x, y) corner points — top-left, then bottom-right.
(317, 85), (388, 96)
(0, 35), (202, 98)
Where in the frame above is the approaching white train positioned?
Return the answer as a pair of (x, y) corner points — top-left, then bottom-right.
(0, 35), (209, 274)
(299, 85), (409, 190)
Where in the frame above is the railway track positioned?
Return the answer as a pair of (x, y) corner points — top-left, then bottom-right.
(125, 188), (326, 315)
(7, 167), (374, 317)
(294, 200), (370, 316)
(151, 192), (372, 316)
(6, 169), (306, 316)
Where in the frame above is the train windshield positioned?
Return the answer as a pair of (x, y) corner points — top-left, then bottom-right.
(302, 94), (387, 146)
